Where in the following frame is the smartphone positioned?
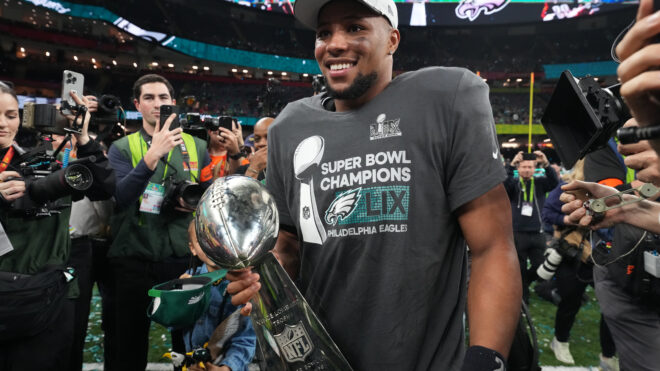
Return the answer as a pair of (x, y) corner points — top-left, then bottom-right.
(61, 70), (84, 115)
(160, 105), (180, 130)
(218, 116), (234, 131)
(522, 153), (537, 161)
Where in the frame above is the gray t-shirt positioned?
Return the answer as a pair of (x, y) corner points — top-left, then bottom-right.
(266, 67), (506, 370)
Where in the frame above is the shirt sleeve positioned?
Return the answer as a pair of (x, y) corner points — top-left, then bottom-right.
(536, 165), (560, 192)
(218, 315), (257, 370)
(265, 118), (295, 228)
(199, 152), (213, 187)
(446, 70), (507, 211)
(76, 139), (116, 201)
(584, 145), (626, 185)
(542, 183), (566, 227)
(107, 144), (155, 209)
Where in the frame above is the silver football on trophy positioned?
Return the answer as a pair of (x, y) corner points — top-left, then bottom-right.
(195, 176), (279, 270)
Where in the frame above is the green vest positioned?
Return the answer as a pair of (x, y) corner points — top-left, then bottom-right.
(0, 204), (71, 275)
(0, 199), (79, 297)
(108, 131), (207, 261)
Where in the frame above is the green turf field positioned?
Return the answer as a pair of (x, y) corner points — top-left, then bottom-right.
(83, 284), (606, 367)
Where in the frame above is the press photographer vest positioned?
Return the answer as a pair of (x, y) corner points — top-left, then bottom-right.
(109, 131), (207, 261)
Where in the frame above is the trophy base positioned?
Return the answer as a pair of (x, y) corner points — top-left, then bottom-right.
(249, 252), (353, 371)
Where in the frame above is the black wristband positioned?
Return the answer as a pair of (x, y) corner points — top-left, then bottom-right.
(461, 346), (506, 371)
(228, 152), (243, 160)
(615, 182), (632, 192)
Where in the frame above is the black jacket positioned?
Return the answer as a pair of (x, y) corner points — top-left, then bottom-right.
(504, 164), (559, 233)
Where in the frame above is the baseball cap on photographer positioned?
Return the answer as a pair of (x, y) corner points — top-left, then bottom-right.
(294, 0), (398, 30)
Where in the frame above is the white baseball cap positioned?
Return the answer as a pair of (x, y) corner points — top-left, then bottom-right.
(294, 0), (398, 30)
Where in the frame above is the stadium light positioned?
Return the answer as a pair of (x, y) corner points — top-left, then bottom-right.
(516, 78), (523, 82)
(73, 55), (79, 61)
(133, 62), (138, 68)
(303, 73), (309, 77)
(19, 47), (25, 53)
(281, 72), (287, 76)
(267, 71), (273, 75)
(544, 138), (551, 143)
(192, 65), (199, 70)
(152, 62), (159, 66)
(112, 60), (117, 66)
(508, 138), (517, 142)
(203, 66), (210, 71)
(231, 68), (238, 73)
(45, 51), (50, 57)
(242, 69), (248, 74)
(92, 58), (96, 63)
(168, 63), (174, 68)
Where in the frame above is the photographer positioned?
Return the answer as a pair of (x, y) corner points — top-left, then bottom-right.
(541, 159), (618, 369)
(560, 121), (660, 369)
(504, 150), (559, 302)
(200, 118), (245, 181)
(0, 82), (115, 371)
(105, 74), (212, 370)
(235, 117), (273, 182)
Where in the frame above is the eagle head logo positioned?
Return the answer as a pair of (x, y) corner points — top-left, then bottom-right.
(324, 188), (361, 226)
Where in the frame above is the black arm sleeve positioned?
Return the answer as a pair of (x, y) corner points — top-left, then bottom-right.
(75, 139), (115, 201)
(503, 165), (517, 199)
(537, 164), (559, 193)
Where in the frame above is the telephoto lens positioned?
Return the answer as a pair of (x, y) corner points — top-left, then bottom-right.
(29, 159), (94, 204)
(537, 248), (563, 280)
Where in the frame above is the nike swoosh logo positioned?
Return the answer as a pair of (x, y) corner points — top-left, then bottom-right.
(492, 150), (498, 159)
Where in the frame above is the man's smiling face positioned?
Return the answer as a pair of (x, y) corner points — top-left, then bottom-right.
(314, 0), (399, 105)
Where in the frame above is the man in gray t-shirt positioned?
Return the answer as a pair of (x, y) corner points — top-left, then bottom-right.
(228, 0), (521, 369)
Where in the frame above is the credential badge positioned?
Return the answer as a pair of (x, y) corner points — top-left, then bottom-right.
(273, 321), (313, 363)
(302, 206), (311, 220)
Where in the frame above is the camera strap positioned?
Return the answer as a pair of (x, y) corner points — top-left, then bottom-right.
(178, 141), (196, 182)
(134, 131), (174, 180)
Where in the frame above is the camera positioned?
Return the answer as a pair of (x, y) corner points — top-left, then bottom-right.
(179, 113), (204, 130)
(521, 153), (537, 162)
(91, 95), (122, 124)
(162, 177), (204, 211)
(537, 236), (584, 280)
(22, 103), (59, 133)
(202, 116), (234, 132)
(541, 70), (630, 169)
(5, 145), (95, 217)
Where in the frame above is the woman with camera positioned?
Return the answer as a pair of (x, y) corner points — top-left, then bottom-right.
(541, 159), (618, 370)
(0, 81), (114, 370)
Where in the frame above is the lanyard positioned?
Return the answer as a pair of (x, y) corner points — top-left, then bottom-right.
(0, 146), (15, 173)
(520, 177), (534, 203)
(139, 133), (174, 180)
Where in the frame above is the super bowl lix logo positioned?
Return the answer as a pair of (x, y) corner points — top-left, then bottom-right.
(274, 321), (313, 363)
(370, 114), (401, 141)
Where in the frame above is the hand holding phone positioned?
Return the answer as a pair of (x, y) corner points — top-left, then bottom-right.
(61, 70), (84, 115)
(144, 111), (183, 171)
(160, 105), (180, 130)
